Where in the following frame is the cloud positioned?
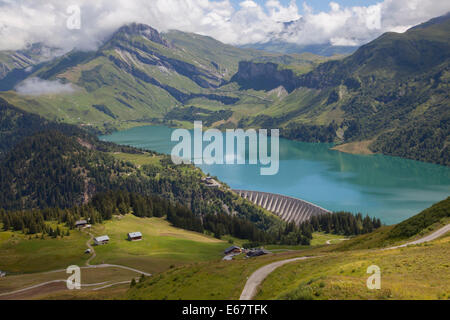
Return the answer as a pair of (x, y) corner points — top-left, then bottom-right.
(278, 0), (449, 46)
(0, 0), (448, 52)
(15, 77), (76, 96)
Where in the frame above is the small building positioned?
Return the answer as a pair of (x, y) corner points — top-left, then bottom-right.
(246, 249), (270, 258)
(0, 271), (6, 278)
(224, 245), (242, 255)
(75, 220), (88, 228)
(94, 235), (110, 245)
(85, 249), (92, 254)
(128, 232), (143, 241)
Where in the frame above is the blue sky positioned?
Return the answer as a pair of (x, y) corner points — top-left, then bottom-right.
(227, 0), (381, 13)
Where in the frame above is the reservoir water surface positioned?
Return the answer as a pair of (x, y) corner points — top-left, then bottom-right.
(101, 125), (450, 224)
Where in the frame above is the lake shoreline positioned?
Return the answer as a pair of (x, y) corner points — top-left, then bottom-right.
(100, 124), (450, 225)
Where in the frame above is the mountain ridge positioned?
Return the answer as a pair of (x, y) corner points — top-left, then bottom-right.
(0, 14), (448, 165)
(235, 13), (450, 166)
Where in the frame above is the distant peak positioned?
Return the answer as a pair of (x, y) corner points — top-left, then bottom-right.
(113, 23), (169, 47)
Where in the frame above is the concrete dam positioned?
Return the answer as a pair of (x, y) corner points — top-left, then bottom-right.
(234, 190), (331, 225)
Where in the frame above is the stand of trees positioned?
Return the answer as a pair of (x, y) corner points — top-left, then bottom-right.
(167, 210), (312, 245)
(0, 191), (179, 235)
(305, 211), (382, 236)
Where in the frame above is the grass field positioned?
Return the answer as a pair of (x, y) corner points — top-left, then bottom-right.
(89, 215), (230, 273)
(310, 233), (350, 246)
(0, 229), (89, 274)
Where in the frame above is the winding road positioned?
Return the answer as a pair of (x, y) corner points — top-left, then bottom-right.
(86, 232), (96, 266)
(239, 224), (450, 300)
(384, 224), (450, 250)
(1, 224), (448, 299)
(240, 256), (316, 300)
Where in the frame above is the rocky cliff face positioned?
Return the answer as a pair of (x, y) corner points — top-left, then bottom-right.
(230, 61), (298, 92)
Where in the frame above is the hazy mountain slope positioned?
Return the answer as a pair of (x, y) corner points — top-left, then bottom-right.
(0, 97), (99, 155)
(238, 13), (450, 166)
(240, 41), (357, 57)
(163, 30), (258, 79)
(0, 23), (331, 133)
(0, 43), (64, 90)
(0, 24), (244, 128)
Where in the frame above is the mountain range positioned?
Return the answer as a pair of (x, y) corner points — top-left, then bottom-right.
(0, 14), (448, 166)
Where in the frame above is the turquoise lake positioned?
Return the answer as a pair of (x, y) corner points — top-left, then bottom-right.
(101, 125), (450, 225)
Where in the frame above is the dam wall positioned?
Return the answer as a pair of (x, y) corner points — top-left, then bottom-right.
(234, 190), (331, 225)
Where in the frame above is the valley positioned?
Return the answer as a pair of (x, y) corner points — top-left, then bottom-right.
(0, 8), (448, 303)
(101, 124), (450, 225)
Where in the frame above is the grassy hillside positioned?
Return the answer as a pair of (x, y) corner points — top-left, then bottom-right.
(125, 198), (450, 300)
(256, 236), (449, 300)
(0, 224), (89, 273)
(334, 197), (450, 251)
(125, 232), (449, 300)
(126, 250), (315, 300)
(388, 197), (450, 240)
(0, 98), (103, 155)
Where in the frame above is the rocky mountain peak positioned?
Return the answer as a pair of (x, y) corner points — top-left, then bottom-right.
(114, 23), (169, 47)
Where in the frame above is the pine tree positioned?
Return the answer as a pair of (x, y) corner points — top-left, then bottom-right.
(29, 221), (37, 234)
(2, 215), (11, 231)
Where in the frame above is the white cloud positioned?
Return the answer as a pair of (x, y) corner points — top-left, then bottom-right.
(0, 0), (448, 51)
(15, 77), (76, 96)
